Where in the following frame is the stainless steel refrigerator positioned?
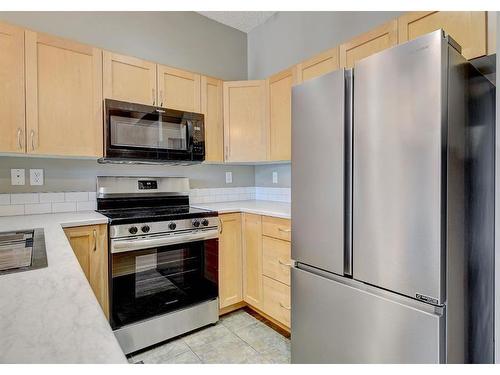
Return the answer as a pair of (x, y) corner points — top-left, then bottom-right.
(291, 30), (495, 364)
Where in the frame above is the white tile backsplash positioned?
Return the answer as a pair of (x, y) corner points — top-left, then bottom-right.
(10, 193), (39, 204)
(39, 192), (65, 203)
(0, 187), (290, 217)
(0, 194), (10, 205)
(64, 192), (89, 202)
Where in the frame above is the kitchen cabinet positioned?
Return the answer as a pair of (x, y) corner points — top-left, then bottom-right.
(64, 224), (109, 318)
(268, 67), (297, 161)
(157, 65), (201, 112)
(103, 51), (157, 105)
(25, 31), (103, 157)
(201, 76), (224, 162)
(218, 213), (243, 309)
(340, 19), (398, 69)
(398, 11), (487, 60)
(262, 216), (292, 242)
(242, 213), (263, 309)
(223, 80), (268, 162)
(263, 236), (291, 286)
(263, 275), (291, 328)
(0, 21), (25, 154)
(296, 47), (339, 83)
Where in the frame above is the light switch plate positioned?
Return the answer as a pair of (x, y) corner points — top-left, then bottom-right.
(225, 171), (233, 184)
(11, 169), (25, 185)
(30, 169), (44, 186)
(272, 171), (278, 184)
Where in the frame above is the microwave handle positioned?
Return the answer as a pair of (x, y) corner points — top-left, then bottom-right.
(187, 120), (194, 152)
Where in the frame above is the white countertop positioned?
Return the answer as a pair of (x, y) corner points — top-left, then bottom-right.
(193, 200), (291, 219)
(0, 211), (127, 364)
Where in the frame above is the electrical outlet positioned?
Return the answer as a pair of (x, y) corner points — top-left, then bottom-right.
(225, 171), (233, 184)
(30, 169), (44, 186)
(272, 171), (278, 184)
(11, 169), (25, 186)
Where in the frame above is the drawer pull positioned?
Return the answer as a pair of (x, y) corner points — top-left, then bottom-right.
(278, 227), (291, 233)
(278, 259), (292, 267)
(279, 302), (291, 310)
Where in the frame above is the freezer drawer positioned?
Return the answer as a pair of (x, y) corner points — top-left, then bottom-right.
(291, 266), (445, 363)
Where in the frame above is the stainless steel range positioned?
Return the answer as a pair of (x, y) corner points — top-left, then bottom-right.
(96, 176), (219, 354)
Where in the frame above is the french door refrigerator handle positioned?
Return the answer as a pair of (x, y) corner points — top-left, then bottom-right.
(344, 68), (354, 277)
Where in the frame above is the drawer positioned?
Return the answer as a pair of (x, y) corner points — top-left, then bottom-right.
(262, 216), (291, 242)
(263, 275), (291, 328)
(263, 236), (291, 285)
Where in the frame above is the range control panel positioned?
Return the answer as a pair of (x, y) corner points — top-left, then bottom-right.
(138, 180), (158, 190)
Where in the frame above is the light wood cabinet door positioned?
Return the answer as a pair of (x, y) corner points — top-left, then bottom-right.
(0, 21), (26, 154)
(157, 64), (201, 112)
(398, 11), (487, 60)
(218, 213), (243, 309)
(268, 67), (297, 161)
(340, 20), (398, 69)
(262, 216), (291, 242)
(64, 224), (109, 318)
(223, 80), (268, 162)
(263, 276), (291, 328)
(242, 213), (263, 309)
(263, 236), (291, 286)
(201, 76), (223, 162)
(103, 51), (156, 105)
(296, 47), (339, 83)
(25, 31), (103, 157)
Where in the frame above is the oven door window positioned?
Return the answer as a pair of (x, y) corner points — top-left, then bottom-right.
(110, 112), (188, 151)
(110, 239), (218, 329)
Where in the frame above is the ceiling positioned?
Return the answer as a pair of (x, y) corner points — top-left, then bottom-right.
(197, 11), (276, 33)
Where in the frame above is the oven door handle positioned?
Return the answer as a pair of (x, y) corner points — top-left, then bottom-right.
(110, 229), (218, 254)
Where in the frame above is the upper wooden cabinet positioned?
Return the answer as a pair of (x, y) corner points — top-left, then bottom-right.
(218, 213), (243, 309)
(103, 51), (156, 105)
(25, 31), (103, 157)
(398, 11), (487, 60)
(157, 65), (201, 112)
(0, 22), (25, 154)
(64, 224), (109, 318)
(201, 76), (224, 162)
(223, 80), (268, 162)
(268, 67), (297, 161)
(296, 47), (339, 83)
(340, 20), (398, 68)
(243, 213), (263, 309)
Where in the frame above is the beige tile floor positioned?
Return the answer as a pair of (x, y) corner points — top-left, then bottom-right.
(128, 309), (291, 364)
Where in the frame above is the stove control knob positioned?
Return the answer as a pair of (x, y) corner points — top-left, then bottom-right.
(192, 220), (200, 228)
(141, 225), (150, 233)
(168, 222), (177, 230)
(201, 219), (209, 226)
(129, 226), (138, 235)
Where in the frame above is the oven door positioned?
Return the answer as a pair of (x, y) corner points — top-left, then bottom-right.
(109, 230), (218, 330)
(103, 99), (204, 162)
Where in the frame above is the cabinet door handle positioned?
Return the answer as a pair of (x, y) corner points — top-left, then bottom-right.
(30, 130), (35, 151)
(278, 259), (292, 267)
(225, 145), (229, 160)
(278, 227), (291, 233)
(17, 128), (23, 150)
(152, 88), (156, 106)
(159, 90), (164, 107)
(93, 229), (97, 252)
(279, 302), (291, 310)
(219, 219), (224, 234)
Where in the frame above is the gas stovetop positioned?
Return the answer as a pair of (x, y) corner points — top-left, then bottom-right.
(97, 205), (216, 225)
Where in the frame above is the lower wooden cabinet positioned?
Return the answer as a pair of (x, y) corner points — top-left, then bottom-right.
(262, 236), (291, 286)
(242, 213), (263, 309)
(218, 213), (243, 309)
(64, 224), (109, 318)
(263, 275), (291, 328)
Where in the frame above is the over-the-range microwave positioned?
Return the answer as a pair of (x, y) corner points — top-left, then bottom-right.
(99, 99), (205, 164)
